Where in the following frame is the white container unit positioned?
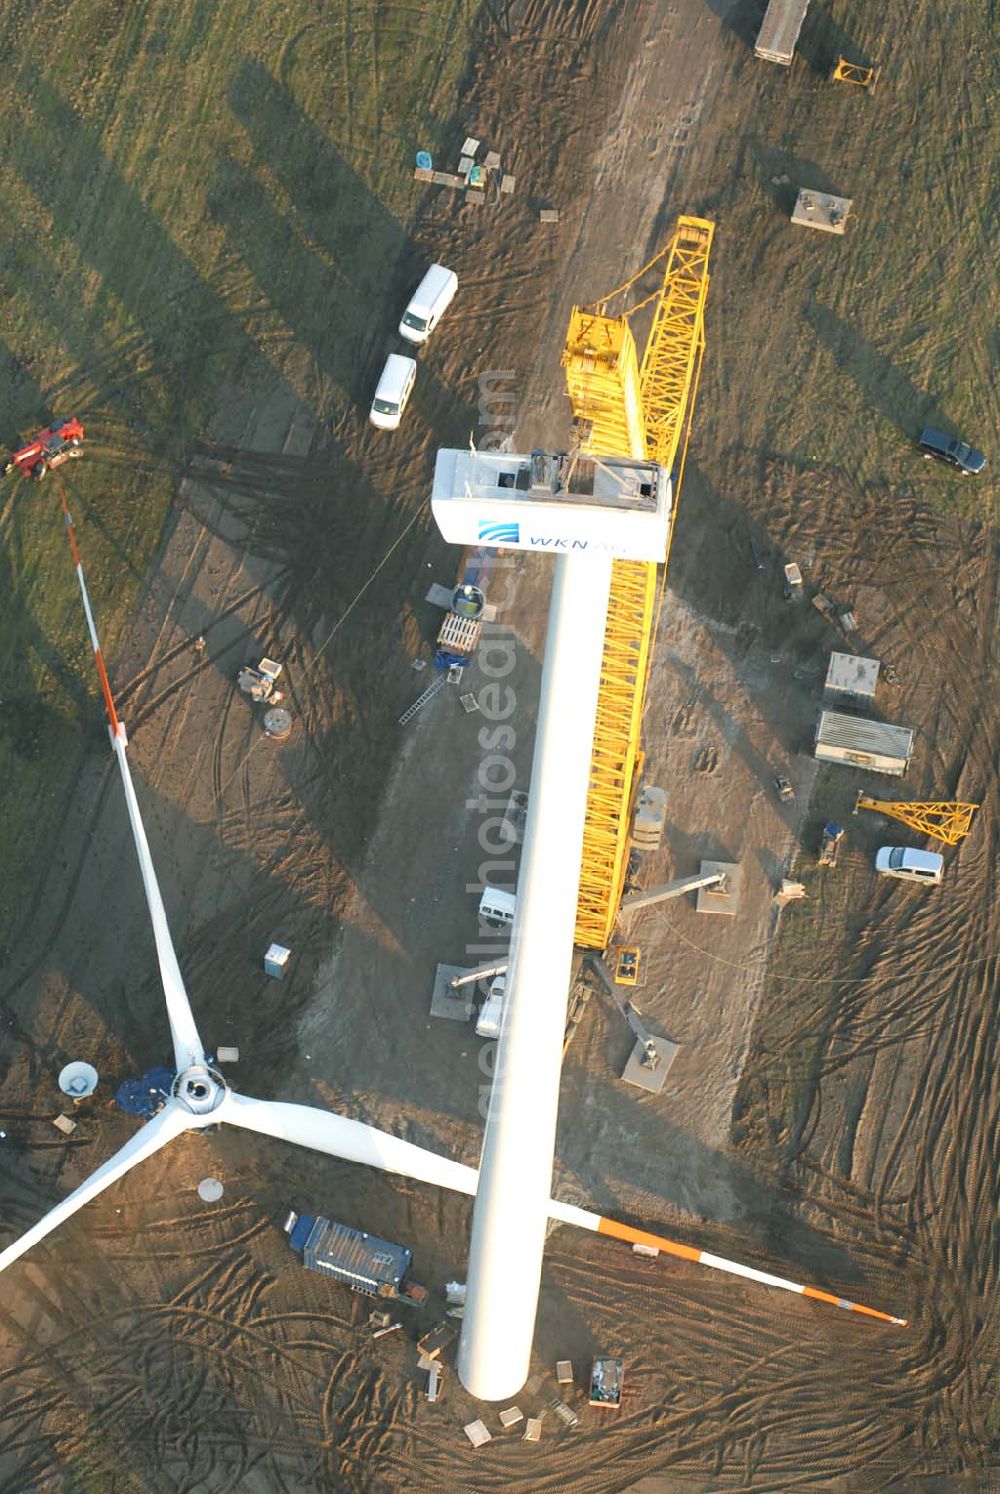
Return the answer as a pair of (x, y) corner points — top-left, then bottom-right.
(814, 711), (913, 777)
(754, 0), (811, 63)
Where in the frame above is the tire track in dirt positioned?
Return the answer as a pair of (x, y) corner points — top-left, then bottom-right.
(0, 1267), (348, 1485)
(723, 457), (999, 1483)
(0, 760), (116, 1023)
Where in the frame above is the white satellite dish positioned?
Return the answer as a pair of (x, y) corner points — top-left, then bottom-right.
(197, 1178), (224, 1203)
(58, 1061), (99, 1100)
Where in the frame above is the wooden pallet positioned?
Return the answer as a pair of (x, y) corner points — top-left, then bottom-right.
(437, 612), (483, 656)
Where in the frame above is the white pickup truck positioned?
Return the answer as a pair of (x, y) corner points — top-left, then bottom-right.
(476, 975), (506, 1039)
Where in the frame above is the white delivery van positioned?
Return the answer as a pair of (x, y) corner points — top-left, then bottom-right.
(478, 886), (516, 928)
(370, 354), (416, 430)
(874, 846), (944, 885)
(399, 265), (458, 345)
(476, 974), (506, 1040)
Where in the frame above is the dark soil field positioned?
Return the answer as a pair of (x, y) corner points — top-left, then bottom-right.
(0, 1), (997, 1489)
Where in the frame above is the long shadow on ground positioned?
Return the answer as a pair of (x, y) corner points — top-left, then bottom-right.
(8, 77), (274, 448)
(806, 299), (952, 441)
(225, 61), (478, 439)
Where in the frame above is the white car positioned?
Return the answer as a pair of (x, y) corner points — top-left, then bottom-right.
(399, 265), (458, 345)
(874, 846), (944, 885)
(369, 354), (416, 430)
(478, 886), (516, 928)
(476, 975), (506, 1040)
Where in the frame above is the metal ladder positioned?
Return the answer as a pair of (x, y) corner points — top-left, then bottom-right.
(398, 673), (446, 726)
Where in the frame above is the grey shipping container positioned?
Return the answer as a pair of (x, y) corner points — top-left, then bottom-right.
(814, 711), (913, 777)
(754, 0), (811, 63)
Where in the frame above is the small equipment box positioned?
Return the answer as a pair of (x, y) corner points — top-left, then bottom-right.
(613, 948), (641, 986)
(588, 1356), (624, 1409)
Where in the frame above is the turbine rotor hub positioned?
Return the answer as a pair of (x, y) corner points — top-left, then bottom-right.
(174, 1063), (226, 1116)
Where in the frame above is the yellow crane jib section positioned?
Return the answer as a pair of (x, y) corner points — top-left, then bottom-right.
(574, 558), (658, 947)
(639, 217), (714, 469)
(854, 795), (979, 847)
(566, 216), (714, 949)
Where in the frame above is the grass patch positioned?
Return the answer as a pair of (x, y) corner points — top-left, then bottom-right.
(0, 0), (481, 948)
(692, 0), (999, 520)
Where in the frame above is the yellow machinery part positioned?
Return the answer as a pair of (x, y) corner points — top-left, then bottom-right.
(831, 56), (880, 90)
(574, 558), (657, 947)
(854, 795), (979, 847)
(562, 311), (645, 461)
(568, 216), (714, 949)
(613, 947), (641, 987)
(638, 217), (714, 467)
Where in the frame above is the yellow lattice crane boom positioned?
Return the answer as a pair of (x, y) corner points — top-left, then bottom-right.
(563, 216), (714, 948)
(853, 794), (979, 846)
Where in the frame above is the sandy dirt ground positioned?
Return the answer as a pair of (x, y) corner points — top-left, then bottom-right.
(1, 1), (997, 1490)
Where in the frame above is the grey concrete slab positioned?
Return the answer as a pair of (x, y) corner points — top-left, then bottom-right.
(696, 860), (741, 915)
(622, 1036), (679, 1092)
(430, 963), (476, 1021)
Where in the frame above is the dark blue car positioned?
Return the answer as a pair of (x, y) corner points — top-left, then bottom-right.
(918, 426), (987, 474)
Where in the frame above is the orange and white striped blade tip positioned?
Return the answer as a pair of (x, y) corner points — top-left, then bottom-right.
(596, 1216), (907, 1327)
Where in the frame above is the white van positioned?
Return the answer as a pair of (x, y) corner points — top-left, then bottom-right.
(399, 265), (458, 345)
(370, 354), (416, 430)
(874, 846), (944, 885)
(476, 974), (506, 1040)
(478, 886), (516, 928)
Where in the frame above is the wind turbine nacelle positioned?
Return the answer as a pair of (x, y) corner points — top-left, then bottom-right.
(431, 448), (672, 562)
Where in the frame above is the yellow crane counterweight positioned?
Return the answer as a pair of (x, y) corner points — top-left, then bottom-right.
(562, 312), (645, 461)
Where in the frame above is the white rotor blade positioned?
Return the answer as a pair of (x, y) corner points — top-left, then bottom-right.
(59, 491), (204, 1074)
(111, 731), (205, 1072)
(218, 1093), (907, 1328)
(0, 1087), (901, 1331)
(0, 1100), (191, 1274)
(217, 1090), (481, 1196)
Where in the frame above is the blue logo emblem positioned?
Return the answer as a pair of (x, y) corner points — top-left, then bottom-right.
(478, 520), (520, 544)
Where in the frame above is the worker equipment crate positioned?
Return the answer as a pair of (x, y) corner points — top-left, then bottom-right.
(589, 1356), (624, 1408)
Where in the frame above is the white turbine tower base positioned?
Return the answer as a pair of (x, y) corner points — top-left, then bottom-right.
(457, 553), (612, 1400)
